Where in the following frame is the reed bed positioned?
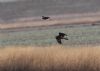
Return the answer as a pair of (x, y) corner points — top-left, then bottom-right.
(0, 46), (100, 71)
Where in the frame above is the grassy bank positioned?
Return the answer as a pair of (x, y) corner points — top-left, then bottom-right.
(0, 24), (100, 46)
(0, 46), (100, 71)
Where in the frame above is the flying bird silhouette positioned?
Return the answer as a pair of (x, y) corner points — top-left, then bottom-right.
(42, 16), (50, 20)
(55, 32), (68, 44)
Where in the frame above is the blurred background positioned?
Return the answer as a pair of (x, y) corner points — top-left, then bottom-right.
(0, 0), (100, 22)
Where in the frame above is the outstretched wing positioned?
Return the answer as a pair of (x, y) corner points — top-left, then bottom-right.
(57, 39), (62, 44)
(55, 36), (62, 44)
(63, 37), (68, 40)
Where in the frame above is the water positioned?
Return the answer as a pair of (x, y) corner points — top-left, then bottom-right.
(0, 0), (100, 22)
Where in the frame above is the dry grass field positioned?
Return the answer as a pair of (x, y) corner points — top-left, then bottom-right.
(0, 45), (100, 71)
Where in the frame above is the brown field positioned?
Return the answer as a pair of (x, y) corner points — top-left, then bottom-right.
(0, 45), (100, 71)
(1, 12), (100, 29)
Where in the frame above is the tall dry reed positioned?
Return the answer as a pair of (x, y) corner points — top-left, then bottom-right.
(0, 46), (100, 71)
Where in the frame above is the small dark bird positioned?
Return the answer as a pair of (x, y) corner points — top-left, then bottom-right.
(55, 32), (68, 44)
(42, 16), (50, 20)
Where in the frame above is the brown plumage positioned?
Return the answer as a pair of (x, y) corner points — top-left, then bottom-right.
(55, 32), (68, 44)
(42, 16), (50, 20)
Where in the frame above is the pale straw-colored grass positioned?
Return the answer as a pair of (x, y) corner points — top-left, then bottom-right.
(0, 45), (100, 71)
